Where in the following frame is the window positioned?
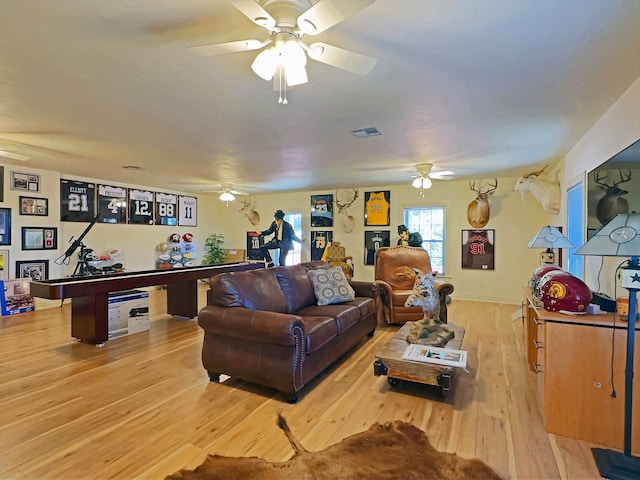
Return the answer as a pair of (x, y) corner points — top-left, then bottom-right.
(404, 206), (446, 275)
(566, 182), (584, 278)
(273, 211), (303, 266)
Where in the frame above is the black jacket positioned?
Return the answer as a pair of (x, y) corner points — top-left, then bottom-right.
(261, 220), (302, 249)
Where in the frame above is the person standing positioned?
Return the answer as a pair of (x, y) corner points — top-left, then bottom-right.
(257, 210), (302, 267)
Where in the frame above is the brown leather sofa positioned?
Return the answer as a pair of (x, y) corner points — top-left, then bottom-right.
(198, 261), (378, 403)
(374, 246), (454, 324)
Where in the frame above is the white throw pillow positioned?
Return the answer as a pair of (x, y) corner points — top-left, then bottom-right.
(308, 266), (356, 306)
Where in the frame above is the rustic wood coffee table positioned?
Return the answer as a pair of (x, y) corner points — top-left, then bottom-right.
(373, 322), (465, 397)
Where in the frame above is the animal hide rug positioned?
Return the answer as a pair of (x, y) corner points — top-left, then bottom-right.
(166, 415), (502, 480)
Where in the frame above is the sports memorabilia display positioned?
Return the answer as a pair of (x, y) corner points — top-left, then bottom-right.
(311, 230), (333, 261)
(60, 179), (96, 222)
(310, 194), (333, 227)
(246, 231), (264, 260)
(364, 230), (390, 265)
(461, 229), (495, 270)
(178, 195), (197, 226)
(364, 190), (390, 226)
(98, 184), (127, 224)
(155, 192), (178, 226)
(128, 189), (154, 225)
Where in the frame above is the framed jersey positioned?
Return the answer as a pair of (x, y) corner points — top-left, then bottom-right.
(246, 232), (264, 260)
(364, 190), (390, 226)
(461, 229), (495, 270)
(364, 230), (390, 265)
(60, 179), (96, 222)
(178, 195), (197, 227)
(310, 194), (333, 227)
(311, 230), (332, 260)
(155, 192), (178, 226)
(128, 189), (154, 225)
(98, 184), (127, 224)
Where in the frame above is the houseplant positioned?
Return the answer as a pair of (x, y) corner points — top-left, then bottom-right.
(202, 233), (226, 264)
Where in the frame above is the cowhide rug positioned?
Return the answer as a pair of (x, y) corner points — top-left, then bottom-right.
(166, 415), (502, 480)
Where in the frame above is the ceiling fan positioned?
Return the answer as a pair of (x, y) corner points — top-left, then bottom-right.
(412, 163), (455, 195)
(211, 184), (251, 205)
(188, 0), (377, 102)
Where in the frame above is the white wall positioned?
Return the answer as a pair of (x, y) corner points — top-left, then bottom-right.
(218, 176), (553, 304)
(1, 162), (556, 305)
(562, 75), (640, 297)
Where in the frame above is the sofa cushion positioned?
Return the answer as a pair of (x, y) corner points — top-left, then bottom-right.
(275, 261), (328, 313)
(209, 268), (289, 313)
(300, 315), (339, 354)
(308, 267), (355, 306)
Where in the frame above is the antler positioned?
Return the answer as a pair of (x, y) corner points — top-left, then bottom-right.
(469, 178), (497, 197)
(523, 165), (548, 178)
(335, 188), (359, 209)
(594, 169), (632, 189)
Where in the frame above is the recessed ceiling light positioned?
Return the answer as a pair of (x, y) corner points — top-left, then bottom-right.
(350, 127), (382, 138)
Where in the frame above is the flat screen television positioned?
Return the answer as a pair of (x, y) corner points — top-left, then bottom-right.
(586, 138), (640, 239)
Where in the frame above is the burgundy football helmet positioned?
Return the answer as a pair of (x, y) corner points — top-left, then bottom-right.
(532, 267), (566, 301)
(540, 273), (592, 313)
(529, 265), (563, 292)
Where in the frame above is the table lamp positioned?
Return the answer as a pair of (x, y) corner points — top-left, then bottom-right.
(527, 225), (573, 264)
(575, 213), (640, 480)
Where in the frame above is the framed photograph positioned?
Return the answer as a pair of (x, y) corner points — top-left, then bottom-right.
(16, 260), (49, 281)
(21, 227), (58, 250)
(311, 194), (333, 227)
(462, 229), (495, 270)
(364, 190), (390, 226)
(0, 278), (35, 315)
(11, 171), (40, 192)
(19, 196), (49, 216)
(0, 208), (11, 245)
(0, 249), (9, 280)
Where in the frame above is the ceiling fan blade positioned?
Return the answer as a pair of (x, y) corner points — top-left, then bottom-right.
(232, 0), (276, 30)
(430, 170), (455, 179)
(297, 0), (374, 35)
(307, 42), (376, 76)
(188, 39), (268, 57)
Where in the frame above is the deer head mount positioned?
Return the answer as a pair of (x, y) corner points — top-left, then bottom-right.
(512, 165), (560, 214)
(238, 196), (261, 226)
(466, 178), (497, 228)
(335, 188), (359, 233)
(594, 169), (631, 226)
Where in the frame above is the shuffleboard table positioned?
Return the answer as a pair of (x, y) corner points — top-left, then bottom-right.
(30, 262), (263, 344)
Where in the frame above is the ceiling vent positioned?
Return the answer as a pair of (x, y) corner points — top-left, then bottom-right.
(350, 127), (382, 138)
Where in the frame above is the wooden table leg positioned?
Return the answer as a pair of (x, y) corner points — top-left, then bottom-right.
(71, 293), (109, 344)
(166, 280), (198, 318)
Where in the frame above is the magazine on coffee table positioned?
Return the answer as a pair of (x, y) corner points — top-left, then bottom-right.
(401, 344), (467, 368)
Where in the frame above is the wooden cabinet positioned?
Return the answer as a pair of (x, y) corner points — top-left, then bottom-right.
(523, 288), (640, 454)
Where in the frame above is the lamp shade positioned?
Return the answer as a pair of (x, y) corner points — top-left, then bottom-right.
(527, 225), (573, 249)
(575, 213), (640, 257)
(219, 191), (235, 203)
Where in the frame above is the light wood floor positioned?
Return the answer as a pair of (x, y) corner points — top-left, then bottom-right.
(1, 286), (605, 480)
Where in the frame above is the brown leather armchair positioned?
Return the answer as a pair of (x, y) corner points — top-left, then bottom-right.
(374, 246), (454, 325)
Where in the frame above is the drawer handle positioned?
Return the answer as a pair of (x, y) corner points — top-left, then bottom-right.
(534, 340), (544, 350)
(533, 363), (543, 373)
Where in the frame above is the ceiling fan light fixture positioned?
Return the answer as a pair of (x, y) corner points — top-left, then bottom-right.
(219, 191), (235, 204)
(280, 39), (307, 70)
(286, 65), (308, 86)
(252, 47), (278, 80)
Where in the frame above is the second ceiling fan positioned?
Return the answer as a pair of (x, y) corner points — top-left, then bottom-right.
(189, 0), (377, 102)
